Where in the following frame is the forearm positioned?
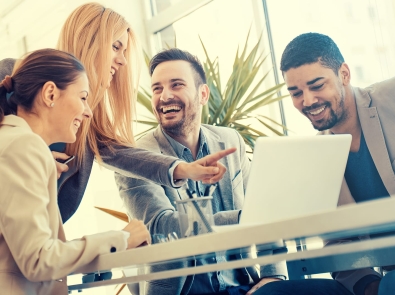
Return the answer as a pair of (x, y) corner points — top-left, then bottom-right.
(116, 173), (182, 237)
(101, 143), (179, 187)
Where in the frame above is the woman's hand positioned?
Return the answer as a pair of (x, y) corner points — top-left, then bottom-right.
(123, 219), (151, 249)
(51, 151), (71, 179)
(174, 147), (237, 184)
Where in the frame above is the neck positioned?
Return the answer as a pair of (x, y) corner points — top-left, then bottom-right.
(166, 124), (201, 160)
(17, 108), (52, 145)
(330, 87), (361, 152)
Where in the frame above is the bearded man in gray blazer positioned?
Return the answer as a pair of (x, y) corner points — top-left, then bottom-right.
(115, 48), (287, 295)
(254, 33), (395, 295)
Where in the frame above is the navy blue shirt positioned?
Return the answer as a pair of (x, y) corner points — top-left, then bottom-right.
(344, 131), (388, 295)
(344, 132), (389, 203)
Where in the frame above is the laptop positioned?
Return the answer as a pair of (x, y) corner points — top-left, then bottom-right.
(238, 134), (351, 225)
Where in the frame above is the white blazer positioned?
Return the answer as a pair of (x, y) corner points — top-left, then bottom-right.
(0, 115), (127, 295)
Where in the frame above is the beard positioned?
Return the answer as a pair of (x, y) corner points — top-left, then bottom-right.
(157, 95), (200, 137)
(303, 93), (348, 131)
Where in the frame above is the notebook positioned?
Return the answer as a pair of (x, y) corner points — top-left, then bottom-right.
(238, 134), (351, 225)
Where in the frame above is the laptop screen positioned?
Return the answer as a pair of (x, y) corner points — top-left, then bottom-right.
(239, 134), (351, 225)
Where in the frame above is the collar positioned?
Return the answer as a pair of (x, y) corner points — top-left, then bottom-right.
(1, 115), (32, 131)
(161, 127), (209, 159)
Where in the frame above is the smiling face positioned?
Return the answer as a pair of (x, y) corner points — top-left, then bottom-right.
(107, 30), (128, 88)
(283, 62), (350, 131)
(52, 73), (92, 143)
(151, 60), (208, 137)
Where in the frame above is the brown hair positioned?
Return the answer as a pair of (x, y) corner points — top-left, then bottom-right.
(57, 2), (141, 165)
(150, 48), (207, 87)
(0, 48), (85, 122)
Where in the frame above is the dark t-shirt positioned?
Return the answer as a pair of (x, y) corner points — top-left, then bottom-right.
(344, 131), (389, 203)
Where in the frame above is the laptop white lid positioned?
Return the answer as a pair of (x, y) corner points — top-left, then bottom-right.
(239, 134), (351, 225)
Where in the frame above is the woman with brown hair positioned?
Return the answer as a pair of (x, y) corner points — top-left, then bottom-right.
(0, 2), (234, 222)
(0, 48), (151, 295)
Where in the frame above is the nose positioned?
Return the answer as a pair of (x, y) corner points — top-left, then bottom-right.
(160, 87), (174, 101)
(302, 90), (318, 107)
(83, 102), (93, 119)
(115, 52), (127, 67)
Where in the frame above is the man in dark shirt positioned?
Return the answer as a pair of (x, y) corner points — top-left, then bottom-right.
(255, 32), (395, 295)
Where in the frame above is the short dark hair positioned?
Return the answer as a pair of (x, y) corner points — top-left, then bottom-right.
(149, 48), (207, 87)
(280, 32), (344, 74)
(0, 48), (85, 122)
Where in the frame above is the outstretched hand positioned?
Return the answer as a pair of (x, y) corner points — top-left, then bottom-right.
(174, 147), (237, 184)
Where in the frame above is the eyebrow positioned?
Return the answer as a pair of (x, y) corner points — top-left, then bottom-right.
(287, 77), (324, 91)
(151, 78), (186, 88)
(306, 77), (324, 85)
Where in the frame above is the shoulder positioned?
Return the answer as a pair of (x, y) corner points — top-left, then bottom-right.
(363, 77), (395, 101)
(136, 128), (161, 152)
(202, 124), (243, 143)
(0, 58), (16, 78)
(0, 125), (52, 170)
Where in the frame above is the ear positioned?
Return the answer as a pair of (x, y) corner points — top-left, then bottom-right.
(339, 63), (351, 86)
(41, 81), (60, 108)
(199, 84), (210, 106)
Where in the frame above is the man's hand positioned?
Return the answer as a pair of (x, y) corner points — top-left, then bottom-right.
(123, 219), (151, 249)
(365, 280), (380, 295)
(246, 278), (282, 295)
(51, 151), (71, 179)
(174, 147), (237, 183)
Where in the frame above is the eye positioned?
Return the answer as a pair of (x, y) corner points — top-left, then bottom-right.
(152, 87), (162, 93)
(172, 82), (184, 88)
(81, 97), (87, 101)
(311, 84), (324, 91)
(291, 91), (302, 98)
(112, 44), (120, 51)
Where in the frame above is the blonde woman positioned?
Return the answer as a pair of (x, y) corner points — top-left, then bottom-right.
(0, 2), (235, 222)
(0, 48), (151, 295)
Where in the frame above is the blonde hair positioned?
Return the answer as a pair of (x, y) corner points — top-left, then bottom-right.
(57, 2), (140, 164)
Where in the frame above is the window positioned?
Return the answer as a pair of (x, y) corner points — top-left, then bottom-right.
(265, 0), (395, 135)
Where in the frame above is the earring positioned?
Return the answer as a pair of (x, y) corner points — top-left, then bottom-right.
(50, 103), (55, 107)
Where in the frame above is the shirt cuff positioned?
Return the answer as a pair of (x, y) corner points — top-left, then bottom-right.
(353, 274), (382, 295)
(168, 160), (187, 187)
(121, 230), (131, 249)
(262, 275), (286, 280)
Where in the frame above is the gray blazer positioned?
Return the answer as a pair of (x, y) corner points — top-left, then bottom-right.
(115, 125), (287, 295)
(323, 77), (395, 294)
(0, 58), (182, 222)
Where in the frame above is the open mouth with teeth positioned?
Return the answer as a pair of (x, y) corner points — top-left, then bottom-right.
(73, 119), (81, 129)
(160, 105), (182, 114)
(308, 105), (326, 116)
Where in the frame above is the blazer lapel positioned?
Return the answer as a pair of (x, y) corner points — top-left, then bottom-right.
(153, 127), (189, 201)
(203, 127), (235, 211)
(355, 88), (395, 195)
